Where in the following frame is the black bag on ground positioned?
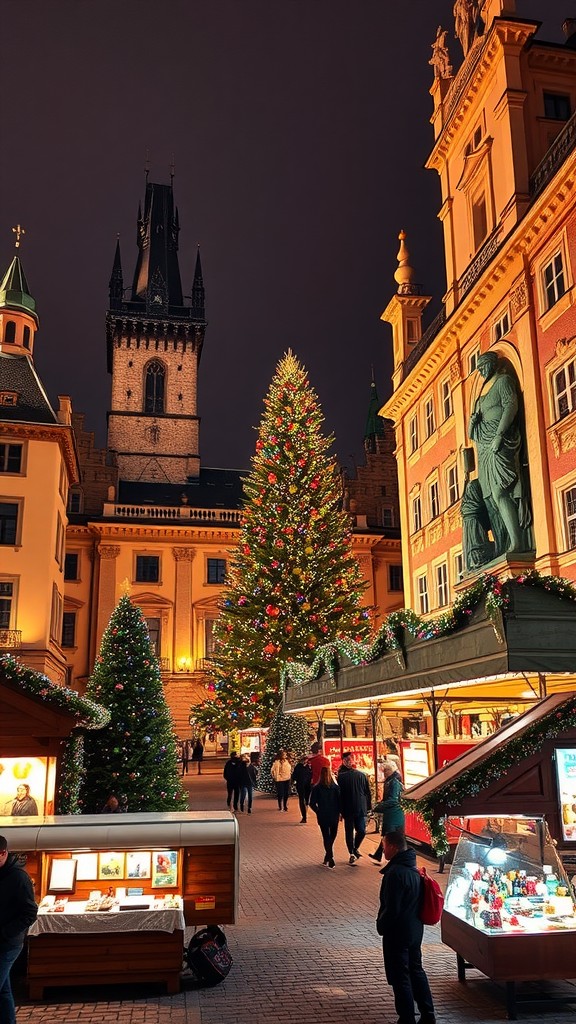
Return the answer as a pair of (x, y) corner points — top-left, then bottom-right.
(185, 925), (233, 985)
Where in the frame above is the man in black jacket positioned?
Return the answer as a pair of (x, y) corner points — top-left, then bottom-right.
(0, 835), (38, 1024)
(376, 831), (436, 1024)
(337, 752), (372, 864)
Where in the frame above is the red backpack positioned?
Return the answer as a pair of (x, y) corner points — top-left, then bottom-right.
(419, 867), (444, 925)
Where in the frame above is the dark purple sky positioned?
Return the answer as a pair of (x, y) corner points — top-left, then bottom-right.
(0, 1), (567, 471)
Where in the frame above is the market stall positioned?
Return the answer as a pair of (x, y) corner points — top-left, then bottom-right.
(0, 811), (239, 998)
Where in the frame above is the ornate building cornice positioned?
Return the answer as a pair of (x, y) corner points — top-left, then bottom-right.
(2, 421), (79, 485)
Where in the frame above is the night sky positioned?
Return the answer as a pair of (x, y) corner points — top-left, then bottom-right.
(0, 1), (568, 472)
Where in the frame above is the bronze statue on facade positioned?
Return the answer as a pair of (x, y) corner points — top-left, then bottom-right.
(463, 352), (532, 572)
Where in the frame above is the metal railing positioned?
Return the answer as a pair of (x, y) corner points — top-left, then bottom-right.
(458, 229), (502, 300)
(0, 629), (22, 649)
(530, 110), (576, 199)
(403, 306), (446, 379)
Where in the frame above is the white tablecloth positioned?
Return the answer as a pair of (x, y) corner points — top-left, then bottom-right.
(29, 901), (185, 936)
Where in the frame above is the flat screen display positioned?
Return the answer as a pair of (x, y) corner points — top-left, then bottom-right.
(555, 748), (576, 842)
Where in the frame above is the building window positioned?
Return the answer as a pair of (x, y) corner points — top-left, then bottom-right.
(55, 516), (65, 569)
(494, 310), (510, 342)
(207, 558), (227, 584)
(424, 397), (435, 438)
(412, 496), (422, 533)
(205, 619), (216, 660)
(472, 192), (488, 251)
(441, 379), (452, 421)
(406, 318), (419, 343)
(447, 464), (459, 506)
(61, 611), (76, 648)
(64, 553), (79, 581)
(144, 360), (165, 414)
(454, 551), (464, 582)
(135, 555), (160, 583)
(145, 617), (161, 656)
(68, 490), (82, 513)
(0, 581), (14, 629)
(409, 415), (419, 454)
(389, 564), (403, 592)
(544, 92), (571, 121)
(4, 321), (16, 344)
(417, 575), (429, 615)
(436, 562), (449, 607)
(0, 393), (18, 407)
(554, 358), (576, 420)
(0, 444), (22, 474)
(0, 502), (19, 545)
(429, 480), (440, 520)
(50, 584), (63, 643)
(23, 325), (31, 349)
(543, 252), (566, 311)
(564, 486), (576, 549)
(469, 348), (480, 375)
(382, 507), (394, 529)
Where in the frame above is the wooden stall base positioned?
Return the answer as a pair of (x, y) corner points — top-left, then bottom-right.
(28, 929), (183, 1000)
(442, 913), (576, 1020)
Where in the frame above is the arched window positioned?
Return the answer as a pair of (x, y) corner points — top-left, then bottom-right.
(23, 326), (31, 349)
(4, 321), (16, 344)
(144, 360), (165, 414)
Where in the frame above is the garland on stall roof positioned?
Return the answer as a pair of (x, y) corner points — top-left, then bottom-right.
(404, 692), (576, 858)
(0, 654), (110, 730)
(281, 570), (576, 690)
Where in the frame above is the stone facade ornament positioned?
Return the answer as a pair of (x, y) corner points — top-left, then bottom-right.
(429, 26), (453, 80)
(453, 0), (483, 57)
(98, 545), (121, 560)
(511, 280), (528, 318)
(463, 352), (532, 572)
(172, 547), (195, 561)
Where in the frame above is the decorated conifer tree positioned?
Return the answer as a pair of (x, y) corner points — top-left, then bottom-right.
(81, 593), (187, 813)
(191, 350), (371, 732)
(257, 706), (311, 794)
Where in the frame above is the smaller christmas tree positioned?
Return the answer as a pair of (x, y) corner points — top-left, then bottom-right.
(257, 707), (310, 794)
(81, 594), (187, 813)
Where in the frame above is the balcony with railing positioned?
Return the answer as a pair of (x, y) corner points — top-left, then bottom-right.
(102, 503), (243, 525)
(402, 306), (446, 380)
(530, 110), (576, 199)
(0, 629), (22, 650)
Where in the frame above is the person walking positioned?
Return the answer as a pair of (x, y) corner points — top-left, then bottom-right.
(223, 751), (242, 811)
(337, 751), (372, 865)
(181, 739), (190, 776)
(292, 754), (313, 823)
(191, 738), (204, 775)
(309, 741), (331, 786)
(0, 834), (38, 1024)
(309, 766), (341, 868)
(239, 754), (254, 813)
(369, 762), (405, 863)
(376, 831), (436, 1024)
(270, 749), (291, 811)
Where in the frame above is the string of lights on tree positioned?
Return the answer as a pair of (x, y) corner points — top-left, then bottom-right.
(282, 570), (576, 689)
(81, 593), (187, 813)
(405, 692), (576, 857)
(191, 351), (371, 732)
(257, 708), (310, 794)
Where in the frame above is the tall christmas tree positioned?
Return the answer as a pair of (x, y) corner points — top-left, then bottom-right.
(81, 594), (187, 813)
(192, 350), (371, 731)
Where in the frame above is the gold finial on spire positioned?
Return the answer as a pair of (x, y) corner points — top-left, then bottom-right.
(12, 224), (25, 249)
(394, 230), (419, 295)
(120, 577), (132, 597)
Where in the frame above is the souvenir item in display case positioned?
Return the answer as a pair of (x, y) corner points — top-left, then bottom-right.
(444, 815), (576, 935)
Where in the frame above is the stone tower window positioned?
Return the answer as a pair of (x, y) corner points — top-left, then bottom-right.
(144, 360), (165, 414)
(4, 321), (16, 344)
(23, 326), (31, 348)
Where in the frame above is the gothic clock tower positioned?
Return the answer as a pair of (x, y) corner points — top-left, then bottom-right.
(106, 180), (206, 484)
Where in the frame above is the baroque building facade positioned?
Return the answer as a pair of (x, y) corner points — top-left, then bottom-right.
(382, 0), (576, 616)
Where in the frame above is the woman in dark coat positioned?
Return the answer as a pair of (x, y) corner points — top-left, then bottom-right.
(191, 738), (204, 775)
(309, 766), (341, 868)
(369, 762), (405, 863)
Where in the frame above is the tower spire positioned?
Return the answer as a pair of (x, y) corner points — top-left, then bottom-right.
(109, 236), (124, 308)
(364, 377), (385, 451)
(394, 230), (421, 295)
(191, 246), (205, 321)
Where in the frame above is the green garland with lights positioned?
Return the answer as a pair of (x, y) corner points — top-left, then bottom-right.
(0, 653), (110, 814)
(191, 351), (371, 732)
(404, 691), (576, 857)
(282, 570), (576, 688)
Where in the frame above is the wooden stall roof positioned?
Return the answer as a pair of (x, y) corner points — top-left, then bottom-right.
(284, 582), (576, 713)
(404, 691), (575, 805)
(0, 811), (239, 851)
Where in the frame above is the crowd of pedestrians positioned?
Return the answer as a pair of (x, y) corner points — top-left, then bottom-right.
(220, 741), (436, 1024)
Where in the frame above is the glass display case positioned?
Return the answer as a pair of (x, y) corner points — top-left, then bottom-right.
(442, 816), (576, 1018)
(444, 815), (576, 935)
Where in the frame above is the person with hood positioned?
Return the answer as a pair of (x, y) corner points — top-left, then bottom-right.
(309, 766), (341, 868)
(292, 754), (313, 823)
(223, 751), (242, 811)
(0, 834), (38, 1023)
(337, 751), (372, 865)
(369, 761), (405, 863)
(376, 831), (436, 1024)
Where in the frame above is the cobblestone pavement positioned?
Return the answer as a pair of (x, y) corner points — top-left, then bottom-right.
(14, 766), (576, 1023)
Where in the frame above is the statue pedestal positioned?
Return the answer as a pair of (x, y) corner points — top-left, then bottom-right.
(456, 550), (537, 592)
